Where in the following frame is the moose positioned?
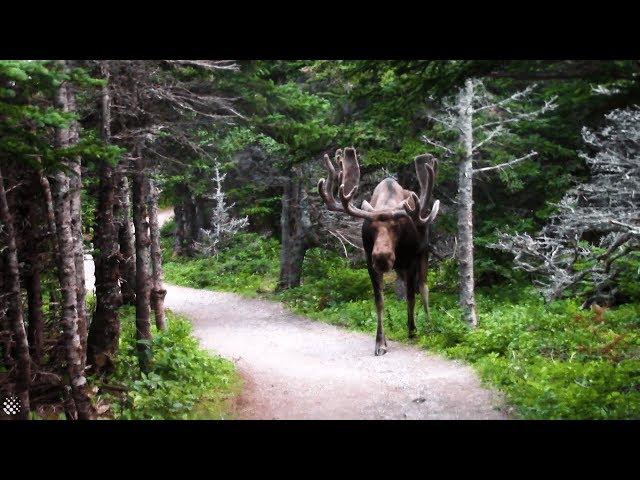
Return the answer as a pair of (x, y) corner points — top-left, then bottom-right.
(318, 147), (439, 356)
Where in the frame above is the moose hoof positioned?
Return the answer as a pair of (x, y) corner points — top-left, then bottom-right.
(375, 345), (388, 356)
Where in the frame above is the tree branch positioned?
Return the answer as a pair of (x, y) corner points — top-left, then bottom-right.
(473, 151), (537, 174)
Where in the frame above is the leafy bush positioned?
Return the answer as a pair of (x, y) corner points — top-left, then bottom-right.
(105, 307), (239, 419)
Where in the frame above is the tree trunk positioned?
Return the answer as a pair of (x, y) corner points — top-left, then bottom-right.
(457, 79), (478, 327)
(64, 61), (89, 361)
(54, 60), (88, 365)
(37, 167), (62, 327)
(0, 253), (15, 371)
(132, 152), (153, 373)
(182, 191), (198, 256)
(277, 177), (308, 290)
(87, 62), (123, 374)
(0, 166), (31, 419)
(173, 203), (185, 256)
(52, 70), (96, 419)
(51, 167), (96, 420)
(117, 170), (136, 305)
(148, 178), (166, 330)
(25, 176), (44, 365)
(197, 197), (210, 230)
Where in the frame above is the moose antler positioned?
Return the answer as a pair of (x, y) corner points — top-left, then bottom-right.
(318, 147), (413, 221)
(411, 154), (440, 225)
(317, 149), (344, 212)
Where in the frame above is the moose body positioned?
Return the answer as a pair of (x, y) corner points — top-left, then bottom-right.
(318, 148), (439, 355)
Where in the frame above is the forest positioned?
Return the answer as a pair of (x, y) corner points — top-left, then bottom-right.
(0, 59), (638, 420)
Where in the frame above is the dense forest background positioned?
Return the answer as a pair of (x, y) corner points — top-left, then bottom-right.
(1, 60), (639, 420)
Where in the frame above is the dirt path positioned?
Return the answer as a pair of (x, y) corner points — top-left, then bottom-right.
(84, 206), (509, 420)
(163, 285), (508, 419)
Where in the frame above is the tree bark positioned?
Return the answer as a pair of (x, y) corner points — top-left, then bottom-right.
(457, 79), (478, 327)
(173, 203), (185, 256)
(277, 177), (309, 290)
(64, 62), (89, 360)
(0, 166), (31, 419)
(54, 60), (88, 365)
(52, 68), (96, 419)
(25, 175), (44, 365)
(148, 178), (166, 330)
(132, 151), (153, 373)
(197, 196), (211, 230)
(182, 190), (198, 256)
(0, 253), (14, 370)
(50, 167), (96, 420)
(87, 61), (123, 374)
(117, 170), (136, 305)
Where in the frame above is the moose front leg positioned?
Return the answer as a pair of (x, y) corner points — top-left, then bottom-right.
(368, 267), (387, 356)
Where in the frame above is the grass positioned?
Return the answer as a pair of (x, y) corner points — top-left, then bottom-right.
(163, 233), (640, 419)
(99, 306), (241, 420)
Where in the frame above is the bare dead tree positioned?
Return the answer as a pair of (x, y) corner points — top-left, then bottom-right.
(194, 164), (249, 256)
(423, 78), (557, 326)
(491, 106), (640, 304)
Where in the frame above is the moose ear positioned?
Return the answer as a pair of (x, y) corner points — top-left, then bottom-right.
(361, 200), (374, 211)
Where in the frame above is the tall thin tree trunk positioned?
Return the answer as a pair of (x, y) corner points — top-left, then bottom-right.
(65, 62), (88, 360)
(51, 167), (95, 420)
(0, 166), (31, 419)
(148, 178), (166, 330)
(277, 177), (308, 290)
(54, 60), (88, 365)
(0, 254), (15, 370)
(182, 191), (198, 256)
(195, 196), (206, 232)
(132, 152), (152, 373)
(457, 79), (478, 327)
(117, 171), (137, 306)
(87, 62), (123, 374)
(53, 71), (95, 420)
(197, 197), (210, 229)
(173, 203), (185, 256)
(24, 186), (44, 365)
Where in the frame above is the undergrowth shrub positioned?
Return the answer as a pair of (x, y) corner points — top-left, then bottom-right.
(105, 307), (239, 419)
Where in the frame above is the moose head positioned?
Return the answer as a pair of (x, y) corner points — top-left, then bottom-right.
(318, 147), (439, 355)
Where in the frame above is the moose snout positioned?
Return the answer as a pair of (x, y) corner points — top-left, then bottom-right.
(372, 252), (395, 273)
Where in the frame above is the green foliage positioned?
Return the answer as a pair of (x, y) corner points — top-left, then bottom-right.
(106, 307), (239, 420)
(164, 233), (280, 295)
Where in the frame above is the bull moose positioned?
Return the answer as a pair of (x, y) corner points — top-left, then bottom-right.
(318, 147), (440, 356)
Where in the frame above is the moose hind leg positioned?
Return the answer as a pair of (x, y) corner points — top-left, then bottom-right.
(419, 280), (430, 323)
(369, 268), (387, 356)
(406, 271), (417, 338)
